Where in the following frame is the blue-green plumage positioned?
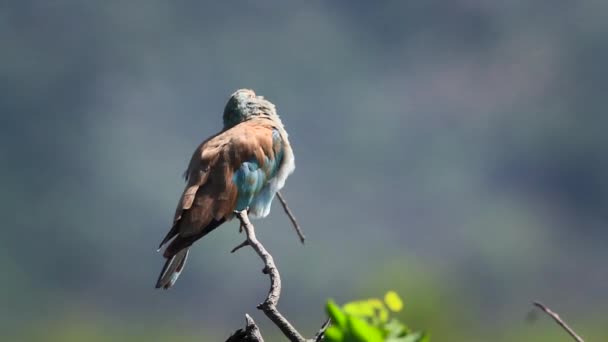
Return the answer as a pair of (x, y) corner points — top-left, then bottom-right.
(232, 129), (285, 215)
(233, 161), (266, 210)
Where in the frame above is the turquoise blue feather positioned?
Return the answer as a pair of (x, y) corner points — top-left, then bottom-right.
(233, 161), (266, 211)
(232, 129), (284, 214)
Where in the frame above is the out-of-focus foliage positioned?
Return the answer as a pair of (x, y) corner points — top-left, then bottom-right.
(325, 292), (428, 342)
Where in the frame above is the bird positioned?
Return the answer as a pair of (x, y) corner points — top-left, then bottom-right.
(155, 89), (295, 289)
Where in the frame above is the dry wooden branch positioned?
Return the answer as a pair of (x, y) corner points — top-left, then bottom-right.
(533, 301), (584, 342)
(276, 191), (306, 244)
(225, 314), (264, 342)
(227, 210), (329, 342)
(312, 318), (331, 342)
(233, 209), (306, 342)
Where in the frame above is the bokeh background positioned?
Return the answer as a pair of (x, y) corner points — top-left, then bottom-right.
(2, 1), (607, 341)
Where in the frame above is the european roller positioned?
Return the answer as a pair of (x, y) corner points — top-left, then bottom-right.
(155, 89), (295, 289)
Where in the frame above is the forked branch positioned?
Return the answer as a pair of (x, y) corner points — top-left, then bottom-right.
(227, 210), (329, 342)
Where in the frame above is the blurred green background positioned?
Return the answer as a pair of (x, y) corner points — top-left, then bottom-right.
(2, 1), (607, 341)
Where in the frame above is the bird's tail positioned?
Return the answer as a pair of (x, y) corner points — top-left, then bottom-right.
(155, 248), (189, 289)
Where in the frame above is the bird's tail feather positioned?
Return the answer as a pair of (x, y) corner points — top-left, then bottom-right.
(155, 248), (189, 289)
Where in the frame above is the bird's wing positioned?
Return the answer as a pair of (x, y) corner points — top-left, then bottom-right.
(157, 133), (220, 250)
(158, 119), (283, 252)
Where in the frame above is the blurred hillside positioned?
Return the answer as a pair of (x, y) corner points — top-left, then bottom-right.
(1, 1), (607, 341)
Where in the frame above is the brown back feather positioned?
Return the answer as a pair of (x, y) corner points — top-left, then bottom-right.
(159, 118), (279, 252)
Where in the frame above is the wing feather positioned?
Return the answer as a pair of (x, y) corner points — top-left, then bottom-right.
(159, 119), (279, 251)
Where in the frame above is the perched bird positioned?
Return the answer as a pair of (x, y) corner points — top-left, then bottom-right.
(155, 89), (295, 289)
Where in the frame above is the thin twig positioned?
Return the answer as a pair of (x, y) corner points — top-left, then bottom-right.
(533, 301), (584, 342)
(313, 318), (331, 342)
(234, 210), (307, 342)
(276, 191), (306, 244)
(231, 240), (250, 253)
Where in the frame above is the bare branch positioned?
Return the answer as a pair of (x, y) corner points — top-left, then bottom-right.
(533, 301), (584, 342)
(226, 314), (264, 342)
(276, 191), (306, 244)
(231, 240), (250, 253)
(234, 209), (307, 342)
(313, 318), (331, 342)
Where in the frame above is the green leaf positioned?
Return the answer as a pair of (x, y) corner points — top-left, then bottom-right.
(343, 301), (375, 319)
(384, 291), (404, 312)
(347, 315), (384, 342)
(326, 300), (347, 329)
(325, 293), (427, 342)
(323, 326), (344, 342)
(399, 332), (429, 342)
(343, 299), (389, 324)
(384, 318), (409, 338)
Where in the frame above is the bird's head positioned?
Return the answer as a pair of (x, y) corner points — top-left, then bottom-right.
(223, 89), (279, 128)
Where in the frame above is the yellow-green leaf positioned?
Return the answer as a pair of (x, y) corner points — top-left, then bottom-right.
(323, 326), (344, 342)
(347, 315), (384, 342)
(384, 291), (403, 312)
(326, 300), (347, 329)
